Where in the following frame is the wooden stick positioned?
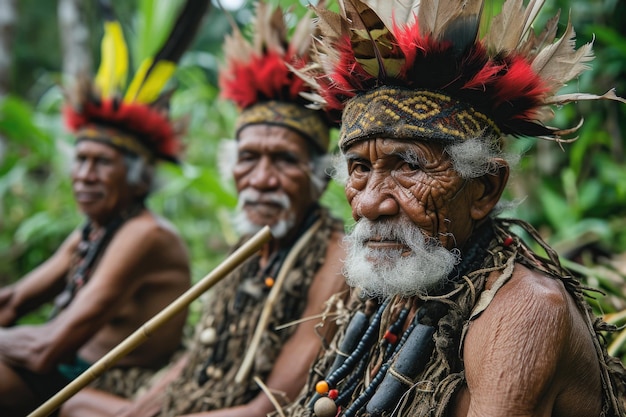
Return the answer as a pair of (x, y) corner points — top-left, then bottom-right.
(28, 226), (272, 417)
(235, 219), (322, 384)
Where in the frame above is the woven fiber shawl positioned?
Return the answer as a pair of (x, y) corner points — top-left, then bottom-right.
(160, 207), (343, 416)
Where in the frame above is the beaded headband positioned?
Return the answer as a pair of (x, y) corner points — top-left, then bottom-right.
(341, 87), (501, 151)
(235, 101), (329, 153)
(75, 125), (153, 161)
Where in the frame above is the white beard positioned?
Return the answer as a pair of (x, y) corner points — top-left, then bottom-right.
(233, 188), (294, 239)
(343, 218), (460, 299)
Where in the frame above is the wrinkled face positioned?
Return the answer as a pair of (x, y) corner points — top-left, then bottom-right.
(233, 124), (316, 239)
(345, 138), (477, 248)
(342, 138), (479, 297)
(71, 140), (136, 226)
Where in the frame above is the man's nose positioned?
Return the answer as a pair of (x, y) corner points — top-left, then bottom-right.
(248, 157), (279, 190)
(353, 173), (399, 221)
(74, 160), (98, 181)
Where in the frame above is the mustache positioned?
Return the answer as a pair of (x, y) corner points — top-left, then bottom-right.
(347, 217), (434, 249)
(237, 188), (291, 210)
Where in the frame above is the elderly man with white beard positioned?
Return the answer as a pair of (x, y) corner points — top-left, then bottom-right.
(60, 3), (348, 417)
(269, 1), (626, 417)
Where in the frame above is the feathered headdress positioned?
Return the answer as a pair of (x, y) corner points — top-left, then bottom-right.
(63, 0), (209, 163)
(218, 0), (330, 153)
(299, 0), (625, 151)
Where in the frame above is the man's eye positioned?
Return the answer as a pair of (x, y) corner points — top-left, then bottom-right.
(237, 153), (258, 163)
(350, 162), (370, 174)
(275, 153), (300, 166)
(401, 161), (420, 171)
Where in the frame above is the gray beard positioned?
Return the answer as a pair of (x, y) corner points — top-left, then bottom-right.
(233, 188), (294, 239)
(343, 218), (460, 299)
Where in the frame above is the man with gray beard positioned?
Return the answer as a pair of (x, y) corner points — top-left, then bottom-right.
(61, 2), (348, 417)
(272, 1), (626, 417)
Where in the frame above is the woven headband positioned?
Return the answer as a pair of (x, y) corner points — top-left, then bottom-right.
(340, 87), (501, 151)
(236, 101), (330, 153)
(76, 125), (154, 162)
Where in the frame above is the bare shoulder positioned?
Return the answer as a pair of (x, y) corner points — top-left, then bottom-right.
(86, 210), (190, 293)
(312, 228), (347, 290)
(111, 210), (189, 263)
(116, 210), (185, 244)
(462, 263), (602, 416)
(468, 263), (595, 359)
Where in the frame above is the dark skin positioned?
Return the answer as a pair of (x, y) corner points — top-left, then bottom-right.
(0, 140), (191, 416)
(345, 137), (602, 417)
(60, 125), (348, 417)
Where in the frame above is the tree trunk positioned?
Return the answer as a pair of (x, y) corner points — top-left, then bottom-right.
(0, 0), (17, 165)
(0, 0), (17, 97)
(58, 0), (92, 89)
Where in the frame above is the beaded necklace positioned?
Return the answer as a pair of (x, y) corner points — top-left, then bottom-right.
(309, 221), (495, 417)
(49, 204), (143, 318)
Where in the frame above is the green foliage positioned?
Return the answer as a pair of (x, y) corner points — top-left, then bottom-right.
(0, 93), (80, 286)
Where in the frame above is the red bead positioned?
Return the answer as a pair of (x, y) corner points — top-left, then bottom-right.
(383, 330), (398, 344)
(328, 389), (339, 400)
(503, 236), (514, 247)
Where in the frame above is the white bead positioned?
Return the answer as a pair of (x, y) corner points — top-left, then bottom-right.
(199, 327), (217, 345)
(313, 397), (337, 417)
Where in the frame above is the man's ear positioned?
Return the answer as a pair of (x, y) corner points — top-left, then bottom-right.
(132, 180), (150, 199)
(470, 159), (509, 221)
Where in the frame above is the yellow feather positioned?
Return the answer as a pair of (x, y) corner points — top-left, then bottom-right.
(95, 20), (128, 98)
(124, 59), (176, 104)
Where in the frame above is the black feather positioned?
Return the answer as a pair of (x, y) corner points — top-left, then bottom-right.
(152, 0), (210, 65)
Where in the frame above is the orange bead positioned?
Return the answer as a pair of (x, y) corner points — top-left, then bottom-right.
(315, 380), (330, 395)
(265, 277), (275, 287)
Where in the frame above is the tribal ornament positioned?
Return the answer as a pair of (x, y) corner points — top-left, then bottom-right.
(297, 0), (625, 150)
(219, 0), (330, 153)
(63, 0), (209, 162)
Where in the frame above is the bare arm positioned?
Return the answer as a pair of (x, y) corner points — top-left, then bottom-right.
(0, 231), (80, 326)
(0, 218), (166, 372)
(181, 230), (348, 417)
(462, 266), (572, 417)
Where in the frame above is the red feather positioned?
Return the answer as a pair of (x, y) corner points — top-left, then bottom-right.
(219, 50), (310, 110)
(317, 16), (552, 136)
(64, 99), (179, 161)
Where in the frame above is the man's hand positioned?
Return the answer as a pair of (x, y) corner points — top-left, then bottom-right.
(0, 325), (52, 371)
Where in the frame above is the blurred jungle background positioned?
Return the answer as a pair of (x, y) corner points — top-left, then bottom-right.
(1, 0), (625, 362)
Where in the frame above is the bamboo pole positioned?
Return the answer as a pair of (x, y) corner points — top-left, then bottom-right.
(235, 219), (322, 384)
(28, 226), (272, 417)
